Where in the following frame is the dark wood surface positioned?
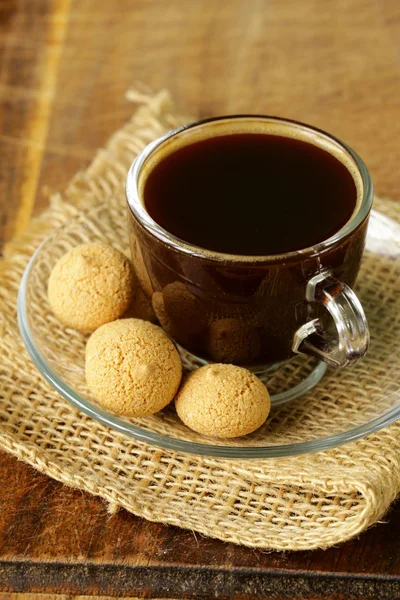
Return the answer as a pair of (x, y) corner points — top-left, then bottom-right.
(1, 0), (400, 598)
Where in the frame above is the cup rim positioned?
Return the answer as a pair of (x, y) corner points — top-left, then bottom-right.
(126, 115), (373, 263)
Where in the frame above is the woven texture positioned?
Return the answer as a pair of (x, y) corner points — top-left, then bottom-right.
(1, 90), (400, 551)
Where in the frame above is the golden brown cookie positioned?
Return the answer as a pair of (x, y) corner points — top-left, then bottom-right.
(123, 284), (156, 322)
(85, 318), (182, 417)
(163, 281), (207, 335)
(48, 242), (136, 331)
(152, 289), (204, 349)
(175, 364), (270, 438)
(206, 318), (261, 364)
(151, 291), (176, 336)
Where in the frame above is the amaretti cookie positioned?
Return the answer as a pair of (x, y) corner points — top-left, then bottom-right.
(175, 364), (270, 438)
(48, 242), (136, 331)
(85, 318), (182, 417)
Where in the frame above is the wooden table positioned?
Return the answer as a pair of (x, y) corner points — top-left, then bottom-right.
(1, 0), (399, 598)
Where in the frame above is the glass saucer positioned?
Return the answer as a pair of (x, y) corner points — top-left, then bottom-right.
(17, 203), (400, 458)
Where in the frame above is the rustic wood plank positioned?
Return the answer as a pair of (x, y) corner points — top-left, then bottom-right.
(1, 0), (397, 234)
(11, 0), (71, 237)
(0, 0), (71, 243)
(0, 596), (171, 600)
(0, 452), (399, 599)
(0, 596), (337, 600)
(0, 563), (399, 600)
(1, 0), (400, 598)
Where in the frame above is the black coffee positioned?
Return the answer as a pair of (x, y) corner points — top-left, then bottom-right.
(144, 133), (358, 255)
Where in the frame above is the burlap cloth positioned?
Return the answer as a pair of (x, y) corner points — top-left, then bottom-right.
(1, 90), (400, 551)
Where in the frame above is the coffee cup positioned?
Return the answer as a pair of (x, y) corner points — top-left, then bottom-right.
(126, 116), (372, 370)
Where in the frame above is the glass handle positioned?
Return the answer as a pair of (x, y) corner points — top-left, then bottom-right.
(292, 270), (370, 368)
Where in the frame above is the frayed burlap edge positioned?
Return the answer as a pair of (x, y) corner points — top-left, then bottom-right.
(1, 89), (400, 551)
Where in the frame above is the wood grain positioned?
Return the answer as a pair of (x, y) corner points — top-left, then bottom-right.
(1, 0), (400, 598)
(0, 597), (171, 600)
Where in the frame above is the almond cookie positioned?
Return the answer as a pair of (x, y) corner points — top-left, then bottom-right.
(175, 364), (270, 438)
(151, 291), (177, 336)
(85, 318), (182, 417)
(206, 318), (261, 364)
(151, 291), (190, 345)
(48, 242), (136, 331)
(123, 284), (156, 322)
(163, 281), (207, 335)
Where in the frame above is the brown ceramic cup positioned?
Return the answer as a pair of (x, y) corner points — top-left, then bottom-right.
(126, 116), (373, 370)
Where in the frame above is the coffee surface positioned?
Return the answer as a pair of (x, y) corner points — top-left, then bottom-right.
(144, 133), (358, 255)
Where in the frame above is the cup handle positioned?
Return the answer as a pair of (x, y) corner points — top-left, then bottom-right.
(292, 270), (369, 368)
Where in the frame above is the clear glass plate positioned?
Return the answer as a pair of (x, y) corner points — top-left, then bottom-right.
(18, 203), (400, 458)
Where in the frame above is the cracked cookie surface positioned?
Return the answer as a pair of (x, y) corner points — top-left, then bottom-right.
(85, 318), (182, 417)
(48, 242), (136, 331)
(175, 363), (270, 438)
